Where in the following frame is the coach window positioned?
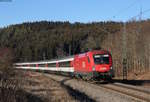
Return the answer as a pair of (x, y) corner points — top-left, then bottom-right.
(48, 63), (56, 67)
(39, 64), (46, 67)
(59, 61), (70, 67)
(31, 64), (36, 67)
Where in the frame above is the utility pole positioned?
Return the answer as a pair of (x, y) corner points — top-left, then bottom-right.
(139, 6), (142, 22)
(138, 6), (142, 37)
(149, 42), (150, 71)
(122, 22), (127, 80)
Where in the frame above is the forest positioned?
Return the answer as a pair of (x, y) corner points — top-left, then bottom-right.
(0, 20), (149, 76)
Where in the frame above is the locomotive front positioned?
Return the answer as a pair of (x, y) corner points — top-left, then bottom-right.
(90, 51), (115, 79)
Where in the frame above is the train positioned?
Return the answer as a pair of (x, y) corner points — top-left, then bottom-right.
(15, 50), (115, 80)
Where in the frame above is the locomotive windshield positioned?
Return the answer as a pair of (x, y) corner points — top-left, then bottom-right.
(93, 54), (109, 64)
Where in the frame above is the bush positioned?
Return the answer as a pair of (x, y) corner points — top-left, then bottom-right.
(0, 48), (14, 78)
(0, 48), (21, 102)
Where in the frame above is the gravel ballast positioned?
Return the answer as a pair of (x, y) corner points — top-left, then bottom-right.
(44, 73), (145, 102)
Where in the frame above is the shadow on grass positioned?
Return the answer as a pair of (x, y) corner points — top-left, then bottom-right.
(60, 78), (96, 102)
(112, 79), (150, 86)
(0, 87), (43, 102)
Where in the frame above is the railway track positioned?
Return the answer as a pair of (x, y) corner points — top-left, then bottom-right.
(68, 77), (150, 102)
(46, 73), (150, 102)
(96, 82), (150, 102)
(111, 83), (150, 95)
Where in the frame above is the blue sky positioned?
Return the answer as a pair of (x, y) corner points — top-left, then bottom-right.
(0, 0), (150, 27)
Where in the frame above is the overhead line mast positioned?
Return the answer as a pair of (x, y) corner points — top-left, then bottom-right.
(122, 22), (127, 80)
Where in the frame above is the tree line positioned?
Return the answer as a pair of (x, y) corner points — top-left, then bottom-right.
(0, 21), (121, 62)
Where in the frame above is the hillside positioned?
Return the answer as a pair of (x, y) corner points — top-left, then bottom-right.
(0, 21), (121, 61)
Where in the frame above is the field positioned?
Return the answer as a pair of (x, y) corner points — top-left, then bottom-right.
(0, 70), (77, 102)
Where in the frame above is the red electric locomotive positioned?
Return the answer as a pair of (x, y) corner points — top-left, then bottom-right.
(73, 50), (114, 80)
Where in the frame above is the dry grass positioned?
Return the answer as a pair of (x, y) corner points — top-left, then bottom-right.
(17, 71), (76, 102)
(0, 48), (31, 102)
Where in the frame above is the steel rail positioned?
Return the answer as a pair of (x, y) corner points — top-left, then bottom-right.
(85, 80), (150, 102)
(111, 83), (150, 95)
(99, 84), (150, 102)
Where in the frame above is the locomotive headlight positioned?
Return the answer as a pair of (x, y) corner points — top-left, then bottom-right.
(110, 66), (113, 69)
(92, 66), (95, 71)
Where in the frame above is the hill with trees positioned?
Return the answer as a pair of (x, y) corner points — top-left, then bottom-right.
(0, 21), (121, 61)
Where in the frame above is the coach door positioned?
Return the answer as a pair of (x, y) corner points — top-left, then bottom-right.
(86, 56), (91, 72)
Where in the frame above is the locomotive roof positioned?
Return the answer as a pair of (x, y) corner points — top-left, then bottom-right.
(89, 50), (110, 54)
(77, 50), (110, 55)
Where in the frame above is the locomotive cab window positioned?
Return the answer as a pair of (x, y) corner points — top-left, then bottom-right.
(93, 54), (109, 64)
